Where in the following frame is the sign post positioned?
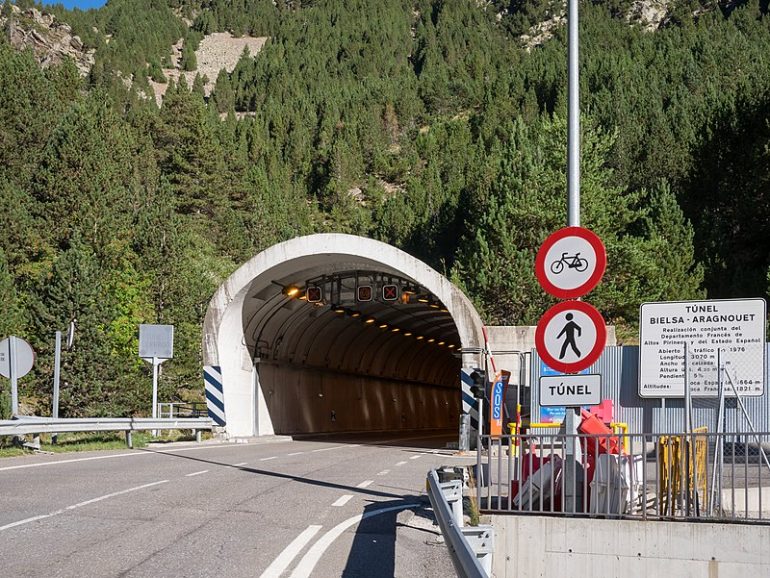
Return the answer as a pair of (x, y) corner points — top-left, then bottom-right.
(139, 324), (174, 434)
(0, 336), (36, 416)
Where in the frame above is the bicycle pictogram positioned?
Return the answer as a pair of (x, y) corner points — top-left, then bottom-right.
(549, 252), (588, 275)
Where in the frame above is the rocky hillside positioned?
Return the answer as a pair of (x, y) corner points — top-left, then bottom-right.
(1, 5), (94, 76)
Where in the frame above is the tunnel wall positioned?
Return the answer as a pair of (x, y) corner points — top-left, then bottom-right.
(259, 362), (460, 434)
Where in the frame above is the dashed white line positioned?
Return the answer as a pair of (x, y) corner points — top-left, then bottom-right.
(395, 461), (407, 466)
(356, 480), (373, 489)
(376, 470), (390, 476)
(331, 495), (353, 507)
(260, 456), (277, 461)
(310, 445), (347, 453)
(234, 462), (248, 466)
(185, 470), (209, 477)
(409, 455), (421, 460)
(259, 524), (322, 578)
(288, 452), (304, 456)
(0, 480), (169, 532)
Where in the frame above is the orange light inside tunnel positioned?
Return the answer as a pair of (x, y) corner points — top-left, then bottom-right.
(284, 286), (301, 298)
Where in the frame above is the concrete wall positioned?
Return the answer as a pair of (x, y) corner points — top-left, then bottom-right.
(258, 362), (459, 434)
(492, 514), (770, 577)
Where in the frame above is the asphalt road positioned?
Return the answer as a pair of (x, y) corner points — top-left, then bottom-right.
(0, 431), (474, 577)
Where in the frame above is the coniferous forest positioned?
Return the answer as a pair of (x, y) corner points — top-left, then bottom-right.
(1, 0), (769, 417)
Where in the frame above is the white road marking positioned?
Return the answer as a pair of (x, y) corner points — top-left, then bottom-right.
(0, 442), (289, 472)
(288, 452), (304, 456)
(289, 504), (418, 577)
(409, 455), (421, 460)
(259, 524), (322, 578)
(356, 480), (373, 489)
(260, 456), (277, 461)
(185, 470), (209, 477)
(395, 461), (407, 466)
(310, 445), (348, 453)
(0, 480), (169, 532)
(234, 462), (248, 466)
(331, 495), (353, 507)
(376, 470), (390, 476)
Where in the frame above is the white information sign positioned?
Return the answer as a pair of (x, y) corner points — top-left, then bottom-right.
(540, 374), (601, 407)
(139, 324), (174, 360)
(639, 299), (766, 397)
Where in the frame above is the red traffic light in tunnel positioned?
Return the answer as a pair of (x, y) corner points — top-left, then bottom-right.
(382, 284), (399, 301)
(306, 286), (323, 303)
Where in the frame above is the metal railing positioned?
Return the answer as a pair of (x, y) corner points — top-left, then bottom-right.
(426, 469), (494, 578)
(0, 417), (214, 447)
(477, 431), (770, 524)
(157, 402), (208, 418)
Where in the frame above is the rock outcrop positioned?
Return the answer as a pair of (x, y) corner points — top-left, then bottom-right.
(1, 5), (94, 76)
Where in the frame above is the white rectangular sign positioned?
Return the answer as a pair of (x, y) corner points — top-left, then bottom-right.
(138, 324), (174, 359)
(540, 374), (601, 407)
(639, 299), (766, 398)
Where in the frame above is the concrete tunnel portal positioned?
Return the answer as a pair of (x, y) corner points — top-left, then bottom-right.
(203, 234), (485, 438)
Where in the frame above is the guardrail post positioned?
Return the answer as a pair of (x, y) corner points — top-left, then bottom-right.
(125, 430), (133, 449)
(460, 525), (494, 576)
(441, 480), (464, 526)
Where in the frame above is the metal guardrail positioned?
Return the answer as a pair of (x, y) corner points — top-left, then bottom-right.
(426, 469), (494, 578)
(0, 417), (214, 447)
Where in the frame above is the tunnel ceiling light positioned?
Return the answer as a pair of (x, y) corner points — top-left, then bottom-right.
(417, 297), (430, 303)
(448, 344), (456, 349)
(350, 311), (362, 318)
(404, 332), (412, 337)
(379, 323), (389, 329)
(416, 335), (425, 341)
(429, 303), (440, 309)
(333, 305), (345, 314)
(391, 327), (400, 333)
(365, 317), (376, 324)
(427, 338), (435, 343)
(438, 341), (445, 346)
(440, 308), (449, 313)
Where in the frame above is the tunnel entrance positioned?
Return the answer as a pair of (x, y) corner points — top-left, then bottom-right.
(203, 234), (485, 437)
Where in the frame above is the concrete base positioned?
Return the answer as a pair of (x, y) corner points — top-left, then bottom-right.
(492, 515), (770, 578)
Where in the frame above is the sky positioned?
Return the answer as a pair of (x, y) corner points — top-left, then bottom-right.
(41, 0), (106, 10)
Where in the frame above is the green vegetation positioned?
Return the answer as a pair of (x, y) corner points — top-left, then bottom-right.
(1, 0), (769, 416)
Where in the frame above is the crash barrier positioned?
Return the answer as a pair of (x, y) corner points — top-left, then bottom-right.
(478, 429), (770, 523)
(0, 417), (214, 447)
(427, 469), (494, 578)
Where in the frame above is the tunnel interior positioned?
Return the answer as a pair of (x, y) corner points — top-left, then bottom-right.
(243, 259), (463, 435)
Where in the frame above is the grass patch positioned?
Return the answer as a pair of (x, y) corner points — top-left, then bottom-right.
(0, 429), (210, 458)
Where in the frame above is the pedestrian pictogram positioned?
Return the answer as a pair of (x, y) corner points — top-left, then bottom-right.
(535, 227), (606, 299)
(536, 301), (606, 374)
(382, 284), (398, 301)
(557, 313), (582, 359)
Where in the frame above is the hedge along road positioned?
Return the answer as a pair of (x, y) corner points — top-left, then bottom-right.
(0, 431), (471, 577)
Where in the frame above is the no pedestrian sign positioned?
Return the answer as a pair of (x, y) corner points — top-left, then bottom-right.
(536, 301), (607, 374)
(535, 227), (606, 299)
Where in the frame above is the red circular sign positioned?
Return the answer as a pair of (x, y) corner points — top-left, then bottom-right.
(535, 300), (607, 373)
(535, 227), (606, 299)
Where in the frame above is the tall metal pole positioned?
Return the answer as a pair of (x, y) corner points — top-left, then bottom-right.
(52, 330), (62, 444)
(568, 0), (580, 228)
(564, 0), (582, 513)
(152, 356), (159, 436)
(9, 335), (18, 416)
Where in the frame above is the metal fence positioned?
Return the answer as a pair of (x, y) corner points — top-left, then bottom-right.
(476, 431), (770, 524)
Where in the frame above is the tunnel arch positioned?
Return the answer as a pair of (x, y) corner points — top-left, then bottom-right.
(203, 234), (485, 437)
